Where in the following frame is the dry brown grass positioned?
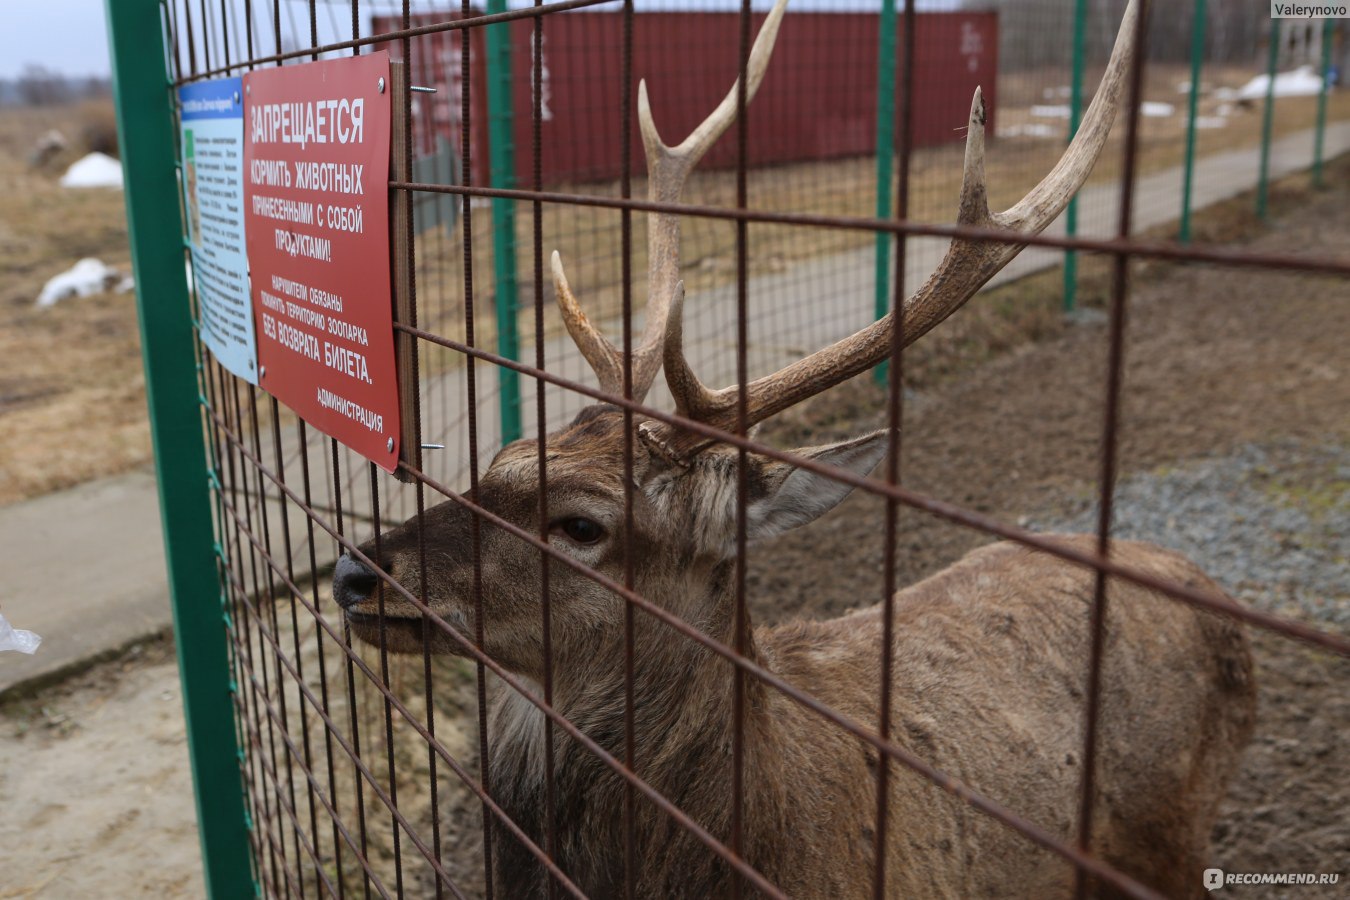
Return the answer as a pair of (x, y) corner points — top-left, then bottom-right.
(0, 102), (143, 505)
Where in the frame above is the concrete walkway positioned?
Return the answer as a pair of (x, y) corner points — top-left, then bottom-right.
(2, 121), (1345, 696)
(0, 471), (168, 693)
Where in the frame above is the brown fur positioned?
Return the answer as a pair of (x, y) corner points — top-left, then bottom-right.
(342, 408), (1255, 898)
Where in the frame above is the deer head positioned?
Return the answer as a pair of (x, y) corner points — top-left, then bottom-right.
(333, 0), (1141, 679)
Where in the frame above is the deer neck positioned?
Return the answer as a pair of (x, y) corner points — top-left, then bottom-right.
(488, 554), (782, 795)
(486, 558), (795, 895)
(556, 557), (767, 748)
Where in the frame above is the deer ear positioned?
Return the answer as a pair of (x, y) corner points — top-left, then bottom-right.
(746, 431), (888, 541)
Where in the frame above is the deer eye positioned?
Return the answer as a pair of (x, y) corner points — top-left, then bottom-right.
(555, 517), (605, 545)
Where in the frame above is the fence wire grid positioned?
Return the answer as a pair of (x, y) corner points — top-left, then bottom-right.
(156, 0), (1349, 897)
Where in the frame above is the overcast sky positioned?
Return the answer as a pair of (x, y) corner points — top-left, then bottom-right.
(1, 0), (950, 79)
(1, 0), (112, 78)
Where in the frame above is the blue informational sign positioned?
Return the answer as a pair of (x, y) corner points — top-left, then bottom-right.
(180, 76), (258, 384)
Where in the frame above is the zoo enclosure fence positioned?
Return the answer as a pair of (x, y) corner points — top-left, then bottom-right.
(103, 0), (1350, 897)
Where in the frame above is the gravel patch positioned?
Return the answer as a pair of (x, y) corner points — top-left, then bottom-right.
(1033, 441), (1350, 628)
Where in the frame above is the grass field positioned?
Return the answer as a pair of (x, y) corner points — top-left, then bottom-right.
(0, 103), (143, 505)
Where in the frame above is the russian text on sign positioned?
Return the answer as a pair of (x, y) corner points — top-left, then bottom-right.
(250, 99), (366, 148)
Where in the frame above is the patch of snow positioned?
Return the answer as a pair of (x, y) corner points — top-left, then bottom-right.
(998, 123), (1058, 139)
(1141, 101), (1175, 118)
(1237, 65), (1323, 101)
(1030, 104), (1071, 119)
(1216, 103), (1235, 117)
(1195, 116), (1228, 130)
(1213, 87), (1240, 102)
(1041, 85), (1071, 100)
(36, 258), (134, 307)
(59, 152), (124, 189)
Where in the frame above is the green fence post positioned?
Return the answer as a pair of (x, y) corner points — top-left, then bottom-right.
(872, 0), (898, 387)
(1063, 0), (1087, 310)
(104, 1), (254, 897)
(1313, 17), (1333, 189)
(1257, 17), (1280, 220)
(1179, 0), (1206, 243)
(487, 0), (522, 442)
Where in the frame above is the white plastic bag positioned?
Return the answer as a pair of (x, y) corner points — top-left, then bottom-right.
(0, 611), (41, 655)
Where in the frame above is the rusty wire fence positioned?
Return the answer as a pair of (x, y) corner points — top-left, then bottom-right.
(125, 0), (1350, 897)
(164, 0), (1350, 538)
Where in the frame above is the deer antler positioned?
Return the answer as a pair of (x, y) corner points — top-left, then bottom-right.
(551, 0), (790, 403)
(640, 0), (1142, 462)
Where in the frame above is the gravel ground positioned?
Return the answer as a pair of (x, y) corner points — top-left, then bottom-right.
(1032, 441), (1350, 629)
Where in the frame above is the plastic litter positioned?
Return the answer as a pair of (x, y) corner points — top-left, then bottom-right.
(35, 258), (134, 307)
(0, 612), (42, 655)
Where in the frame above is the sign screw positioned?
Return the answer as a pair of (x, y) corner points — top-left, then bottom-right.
(259, 366), (266, 378)
(386, 437), (395, 453)
(233, 90), (241, 105)
(377, 77), (386, 94)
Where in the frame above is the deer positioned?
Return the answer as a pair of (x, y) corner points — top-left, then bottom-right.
(332, 0), (1255, 895)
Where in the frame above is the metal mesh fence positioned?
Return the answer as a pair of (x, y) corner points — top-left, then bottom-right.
(146, 0), (1350, 896)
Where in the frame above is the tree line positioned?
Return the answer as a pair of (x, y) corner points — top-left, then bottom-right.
(0, 65), (113, 107)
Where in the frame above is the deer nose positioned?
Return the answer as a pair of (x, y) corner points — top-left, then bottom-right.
(333, 554), (380, 609)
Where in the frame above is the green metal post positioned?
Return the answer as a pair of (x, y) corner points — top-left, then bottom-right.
(1313, 17), (1334, 188)
(1063, 0), (1087, 310)
(1257, 17), (1280, 220)
(1179, 0), (1206, 243)
(104, 1), (254, 897)
(872, 0), (897, 387)
(487, 0), (522, 442)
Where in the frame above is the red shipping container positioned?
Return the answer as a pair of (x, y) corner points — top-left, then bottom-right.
(376, 9), (998, 188)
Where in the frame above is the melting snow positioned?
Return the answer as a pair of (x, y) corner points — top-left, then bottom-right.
(59, 152), (123, 189)
(1238, 65), (1324, 101)
(998, 123), (1059, 139)
(1030, 104), (1071, 119)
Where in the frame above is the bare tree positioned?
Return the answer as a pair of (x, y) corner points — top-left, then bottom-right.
(17, 64), (72, 107)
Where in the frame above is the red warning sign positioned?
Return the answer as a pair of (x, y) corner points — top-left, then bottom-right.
(244, 52), (400, 471)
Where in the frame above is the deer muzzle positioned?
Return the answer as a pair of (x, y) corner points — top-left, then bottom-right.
(333, 553), (380, 610)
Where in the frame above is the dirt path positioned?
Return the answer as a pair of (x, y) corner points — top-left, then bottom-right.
(2, 174), (1346, 897)
(0, 641), (203, 899)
